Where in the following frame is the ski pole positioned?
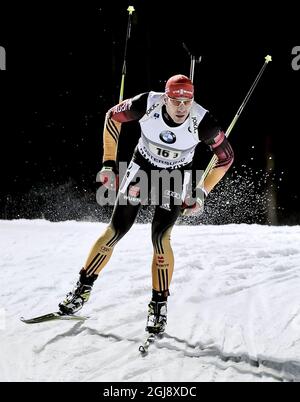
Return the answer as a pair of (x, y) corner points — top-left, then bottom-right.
(119, 5), (135, 102)
(198, 55), (272, 188)
(182, 42), (202, 82)
(181, 44), (202, 208)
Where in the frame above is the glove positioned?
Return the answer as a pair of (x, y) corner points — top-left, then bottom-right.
(181, 188), (207, 217)
(99, 160), (119, 190)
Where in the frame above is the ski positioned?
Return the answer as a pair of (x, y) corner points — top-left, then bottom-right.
(20, 311), (89, 324)
(139, 332), (164, 354)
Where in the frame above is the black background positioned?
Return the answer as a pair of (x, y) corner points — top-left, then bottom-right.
(1, 1), (299, 224)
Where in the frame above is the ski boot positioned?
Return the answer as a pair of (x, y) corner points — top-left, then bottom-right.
(59, 270), (96, 315)
(146, 300), (167, 334)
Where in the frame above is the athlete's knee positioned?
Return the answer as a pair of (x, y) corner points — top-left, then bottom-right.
(151, 222), (161, 245)
(151, 224), (170, 251)
(108, 219), (131, 243)
(110, 204), (138, 239)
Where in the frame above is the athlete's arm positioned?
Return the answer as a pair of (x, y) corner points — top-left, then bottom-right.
(198, 113), (234, 194)
(102, 93), (148, 163)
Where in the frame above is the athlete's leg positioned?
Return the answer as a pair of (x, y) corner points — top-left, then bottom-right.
(82, 200), (141, 277)
(59, 195), (141, 314)
(83, 158), (144, 277)
(146, 204), (182, 333)
(151, 204), (182, 297)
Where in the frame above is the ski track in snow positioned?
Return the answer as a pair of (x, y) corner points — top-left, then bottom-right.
(1, 219), (300, 382)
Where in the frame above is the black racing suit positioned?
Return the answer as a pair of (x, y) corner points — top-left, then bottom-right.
(82, 92), (234, 298)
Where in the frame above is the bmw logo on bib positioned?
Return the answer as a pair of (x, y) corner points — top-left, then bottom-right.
(159, 131), (176, 144)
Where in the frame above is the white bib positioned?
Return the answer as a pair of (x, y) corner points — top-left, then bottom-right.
(138, 92), (207, 168)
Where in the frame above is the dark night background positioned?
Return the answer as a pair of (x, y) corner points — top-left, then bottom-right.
(0, 1), (299, 225)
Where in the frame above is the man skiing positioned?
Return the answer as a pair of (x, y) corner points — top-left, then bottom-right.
(58, 74), (234, 335)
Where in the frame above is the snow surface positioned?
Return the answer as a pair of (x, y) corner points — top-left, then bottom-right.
(1, 219), (300, 382)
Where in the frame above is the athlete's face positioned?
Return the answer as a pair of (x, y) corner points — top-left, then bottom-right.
(164, 95), (193, 124)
